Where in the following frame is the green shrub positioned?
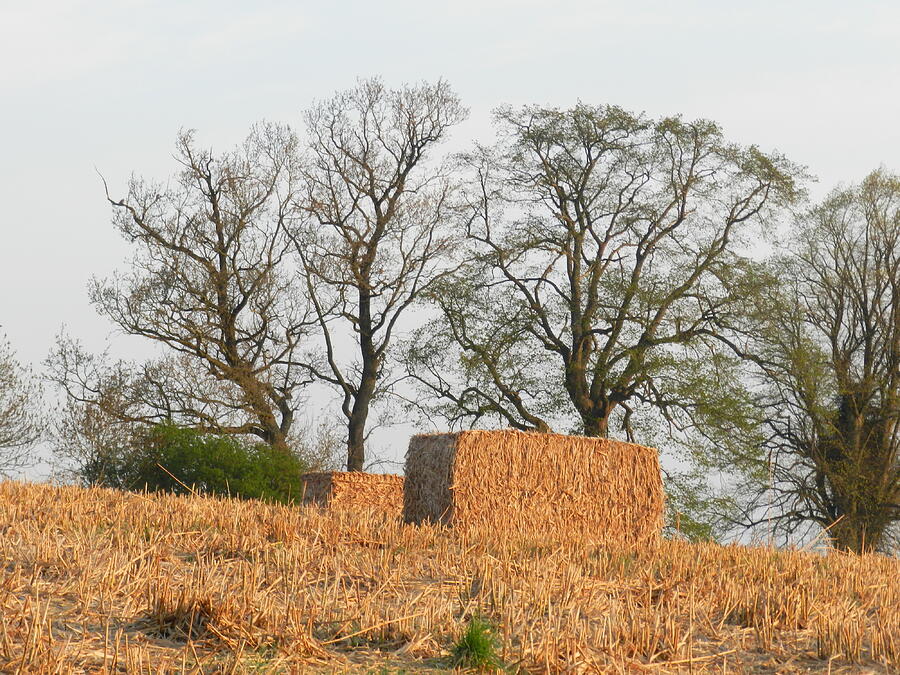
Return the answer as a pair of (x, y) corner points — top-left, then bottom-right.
(123, 424), (307, 504)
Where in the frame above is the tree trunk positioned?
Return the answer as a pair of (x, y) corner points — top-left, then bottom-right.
(582, 410), (611, 438)
(267, 430), (291, 456)
(346, 372), (378, 472)
(830, 516), (874, 554)
(346, 415), (366, 472)
(235, 370), (293, 456)
(565, 359), (614, 438)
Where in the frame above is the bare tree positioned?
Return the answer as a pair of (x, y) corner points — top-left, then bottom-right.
(739, 170), (900, 552)
(408, 104), (801, 447)
(48, 124), (315, 454)
(291, 78), (467, 471)
(0, 333), (43, 475)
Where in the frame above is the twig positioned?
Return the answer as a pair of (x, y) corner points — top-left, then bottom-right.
(657, 649), (737, 667)
(800, 515), (845, 553)
(156, 463), (198, 496)
(321, 612), (425, 645)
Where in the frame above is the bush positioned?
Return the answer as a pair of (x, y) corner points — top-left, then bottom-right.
(123, 424), (308, 504)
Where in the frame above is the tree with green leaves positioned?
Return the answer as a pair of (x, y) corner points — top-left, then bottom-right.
(409, 103), (800, 436)
(736, 170), (900, 553)
(406, 103), (802, 535)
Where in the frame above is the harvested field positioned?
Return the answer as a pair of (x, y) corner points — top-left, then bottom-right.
(404, 429), (665, 547)
(301, 471), (404, 516)
(0, 480), (897, 673)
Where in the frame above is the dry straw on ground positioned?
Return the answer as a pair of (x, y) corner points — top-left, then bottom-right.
(0, 480), (897, 673)
(301, 471), (404, 516)
(404, 429), (665, 546)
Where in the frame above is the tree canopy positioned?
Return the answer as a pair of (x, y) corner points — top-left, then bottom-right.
(407, 104), (801, 441)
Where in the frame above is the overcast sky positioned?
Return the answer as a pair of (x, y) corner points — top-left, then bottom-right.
(2, 1), (898, 478)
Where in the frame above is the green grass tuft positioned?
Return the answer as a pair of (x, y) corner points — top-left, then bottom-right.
(451, 614), (502, 672)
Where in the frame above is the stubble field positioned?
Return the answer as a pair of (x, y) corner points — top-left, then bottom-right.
(0, 480), (897, 673)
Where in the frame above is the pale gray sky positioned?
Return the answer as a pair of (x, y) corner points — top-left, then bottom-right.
(2, 1), (898, 477)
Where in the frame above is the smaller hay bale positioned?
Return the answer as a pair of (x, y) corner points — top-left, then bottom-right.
(300, 472), (404, 516)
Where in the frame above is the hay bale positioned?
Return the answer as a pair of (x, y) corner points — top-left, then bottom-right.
(300, 471), (404, 516)
(403, 430), (664, 546)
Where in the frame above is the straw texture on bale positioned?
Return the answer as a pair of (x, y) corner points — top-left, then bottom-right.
(404, 430), (664, 546)
(301, 472), (404, 515)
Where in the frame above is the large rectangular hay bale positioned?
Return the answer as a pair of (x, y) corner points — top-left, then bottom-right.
(403, 430), (664, 546)
(300, 472), (404, 516)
